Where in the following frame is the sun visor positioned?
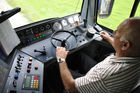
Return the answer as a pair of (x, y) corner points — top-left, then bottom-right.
(0, 20), (20, 56)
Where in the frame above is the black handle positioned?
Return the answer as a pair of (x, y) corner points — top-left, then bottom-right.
(0, 7), (21, 23)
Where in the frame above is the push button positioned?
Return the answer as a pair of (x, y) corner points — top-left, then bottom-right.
(14, 74), (18, 79)
(29, 57), (33, 61)
(27, 68), (31, 73)
(34, 66), (38, 70)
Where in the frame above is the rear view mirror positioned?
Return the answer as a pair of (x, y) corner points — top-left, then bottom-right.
(98, 0), (114, 18)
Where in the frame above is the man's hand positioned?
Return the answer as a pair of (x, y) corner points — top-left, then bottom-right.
(100, 31), (114, 47)
(56, 47), (69, 59)
(56, 47), (78, 93)
(100, 31), (111, 40)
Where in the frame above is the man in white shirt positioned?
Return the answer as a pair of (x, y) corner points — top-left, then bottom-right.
(56, 17), (140, 93)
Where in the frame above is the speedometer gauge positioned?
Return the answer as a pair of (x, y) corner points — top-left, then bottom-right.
(73, 15), (79, 22)
(53, 22), (62, 31)
(61, 19), (68, 26)
(68, 17), (74, 24)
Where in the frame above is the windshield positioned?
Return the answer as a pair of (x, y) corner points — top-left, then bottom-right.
(1, 0), (83, 28)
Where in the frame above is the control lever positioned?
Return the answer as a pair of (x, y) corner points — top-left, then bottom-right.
(13, 80), (17, 87)
(34, 49), (46, 55)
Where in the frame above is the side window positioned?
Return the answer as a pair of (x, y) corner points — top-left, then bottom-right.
(97, 0), (135, 30)
(135, 3), (140, 17)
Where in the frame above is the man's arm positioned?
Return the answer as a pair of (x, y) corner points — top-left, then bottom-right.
(100, 31), (114, 47)
(56, 47), (79, 93)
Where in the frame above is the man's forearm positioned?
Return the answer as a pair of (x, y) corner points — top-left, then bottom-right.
(58, 61), (79, 93)
(106, 37), (114, 47)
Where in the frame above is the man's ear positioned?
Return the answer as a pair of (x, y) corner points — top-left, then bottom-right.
(121, 41), (130, 50)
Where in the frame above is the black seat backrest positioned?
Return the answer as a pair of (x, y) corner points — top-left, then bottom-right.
(131, 85), (140, 93)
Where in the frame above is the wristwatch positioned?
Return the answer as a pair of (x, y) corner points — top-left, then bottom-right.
(57, 58), (65, 63)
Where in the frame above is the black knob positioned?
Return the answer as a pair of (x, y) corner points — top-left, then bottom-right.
(15, 66), (21, 70)
(17, 61), (20, 63)
(19, 55), (24, 58)
(13, 80), (17, 87)
(15, 69), (20, 73)
(17, 58), (23, 61)
(17, 63), (21, 67)
(10, 90), (17, 93)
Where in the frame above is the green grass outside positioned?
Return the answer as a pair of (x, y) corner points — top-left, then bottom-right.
(7, 0), (140, 30)
(7, 0), (82, 23)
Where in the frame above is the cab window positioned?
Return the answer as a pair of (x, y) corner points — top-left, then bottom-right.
(6, 0), (83, 28)
(97, 0), (135, 30)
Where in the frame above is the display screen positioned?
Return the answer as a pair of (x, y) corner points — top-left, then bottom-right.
(25, 76), (30, 87)
(0, 59), (9, 93)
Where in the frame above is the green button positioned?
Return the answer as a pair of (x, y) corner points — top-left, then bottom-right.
(40, 36), (42, 38)
(42, 35), (45, 37)
(34, 38), (36, 40)
(37, 37), (39, 39)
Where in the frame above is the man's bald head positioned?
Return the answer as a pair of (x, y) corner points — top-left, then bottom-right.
(118, 17), (140, 56)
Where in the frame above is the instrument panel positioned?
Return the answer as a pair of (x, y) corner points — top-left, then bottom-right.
(2, 13), (105, 93)
(3, 50), (44, 93)
(16, 14), (83, 46)
(15, 13), (103, 63)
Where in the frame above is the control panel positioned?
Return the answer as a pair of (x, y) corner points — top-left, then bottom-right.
(22, 74), (40, 90)
(15, 13), (83, 46)
(16, 18), (56, 46)
(3, 50), (44, 93)
(16, 13), (103, 63)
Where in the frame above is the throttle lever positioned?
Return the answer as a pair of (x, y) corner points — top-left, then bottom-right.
(34, 49), (46, 55)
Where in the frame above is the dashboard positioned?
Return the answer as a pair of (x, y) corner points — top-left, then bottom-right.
(16, 14), (83, 46)
(16, 13), (102, 63)
(2, 13), (104, 93)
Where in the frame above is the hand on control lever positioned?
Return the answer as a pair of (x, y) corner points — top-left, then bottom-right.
(100, 31), (114, 46)
(100, 31), (111, 40)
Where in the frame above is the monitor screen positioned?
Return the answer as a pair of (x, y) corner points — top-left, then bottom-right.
(0, 59), (9, 93)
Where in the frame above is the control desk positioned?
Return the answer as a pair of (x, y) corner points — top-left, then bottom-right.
(1, 13), (106, 93)
(3, 50), (44, 93)
(16, 13), (102, 62)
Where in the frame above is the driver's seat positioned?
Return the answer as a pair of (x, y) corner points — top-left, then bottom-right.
(131, 85), (140, 93)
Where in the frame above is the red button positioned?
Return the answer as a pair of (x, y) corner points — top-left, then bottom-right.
(36, 76), (38, 79)
(35, 34), (38, 37)
(27, 68), (30, 73)
(39, 33), (42, 36)
(28, 62), (32, 65)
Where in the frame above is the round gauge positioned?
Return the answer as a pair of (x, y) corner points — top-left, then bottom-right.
(73, 15), (79, 22)
(46, 24), (51, 30)
(68, 17), (74, 24)
(53, 22), (62, 31)
(61, 19), (68, 26)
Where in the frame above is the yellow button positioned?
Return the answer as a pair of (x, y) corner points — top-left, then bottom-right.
(34, 66), (38, 70)
(29, 57), (33, 61)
